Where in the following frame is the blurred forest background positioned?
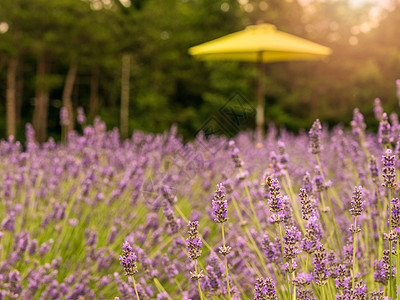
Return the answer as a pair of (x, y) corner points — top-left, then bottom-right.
(1, 0), (400, 142)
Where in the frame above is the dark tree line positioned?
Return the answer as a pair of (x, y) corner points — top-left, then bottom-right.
(0, 0), (400, 142)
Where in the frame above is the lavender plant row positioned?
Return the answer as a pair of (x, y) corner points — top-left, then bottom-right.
(2, 100), (400, 299)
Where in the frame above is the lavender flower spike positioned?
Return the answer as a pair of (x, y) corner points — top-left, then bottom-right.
(254, 277), (278, 300)
(60, 106), (70, 127)
(374, 98), (383, 121)
(309, 119), (322, 154)
(186, 220), (204, 299)
(378, 113), (392, 145)
(119, 241), (140, 299)
(382, 149), (396, 188)
(349, 186), (364, 217)
(212, 184), (228, 223)
(299, 188), (312, 220)
(119, 241), (138, 276)
(228, 140), (243, 168)
(77, 106), (86, 124)
(186, 221), (202, 261)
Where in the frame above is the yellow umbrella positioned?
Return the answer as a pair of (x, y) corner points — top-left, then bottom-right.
(189, 23), (332, 137)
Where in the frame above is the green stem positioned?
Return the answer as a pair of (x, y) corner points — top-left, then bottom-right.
(231, 195), (274, 279)
(289, 263), (296, 300)
(175, 205), (246, 297)
(174, 278), (184, 294)
(397, 239), (400, 300)
(376, 184), (384, 257)
(221, 223), (231, 300)
(325, 189), (343, 259)
(239, 167), (262, 232)
(153, 278), (172, 299)
(131, 276), (140, 300)
(195, 259), (203, 300)
(321, 285), (325, 300)
(390, 187), (393, 298)
(281, 174), (305, 234)
(316, 154), (342, 258)
(175, 205), (222, 262)
(277, 213), (290, 299)
(352, 216), (358, 289)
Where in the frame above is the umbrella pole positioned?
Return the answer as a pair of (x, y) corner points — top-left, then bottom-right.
(256, 52), (265, 141)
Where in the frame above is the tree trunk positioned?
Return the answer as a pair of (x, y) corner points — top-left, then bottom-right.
(120, 54), (131, 139)
(15, 59), (23, 124)
(32, 53), (49, 142)
(62, 59), (78, 132)
(6, 56), (18, 138)
(89, 65), (99, 123)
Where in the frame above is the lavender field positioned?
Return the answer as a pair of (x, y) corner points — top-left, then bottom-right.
(2, 101), (400, 299)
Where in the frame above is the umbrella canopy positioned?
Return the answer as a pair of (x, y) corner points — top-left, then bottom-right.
(189, 23), (332, 137)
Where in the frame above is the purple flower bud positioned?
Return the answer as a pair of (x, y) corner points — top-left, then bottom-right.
(77, 106), (86, 124)
(266, 178), (284, 215)
(283, 226), (301, 264)
(309, 119), (322, 154)
(1, 211), (16, 232)
(374, 98), (383, 121)
(60, 107), (70, 127)
(211, 184), (228, 223)
(378, 113), (392, 145)
(382, 149), (396, 188)
(228, 140), (243, 168)
(351, 108), (366, 137)
(254, 277), (278, 300)
(186, 234), (202, 260)
(119, 241), (138, 276)
(349, 186), (364, 216)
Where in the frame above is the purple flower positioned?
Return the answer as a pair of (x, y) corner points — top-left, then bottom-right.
(378, 113), (392, 145)
(382, 149), (396, 188)
(211, 184), (228, 223)
(350, 108), (366, 137)
(262, 234), (280, 262)
(374, 98), (383, 121)
(119, 241), (138, 276)
(283, 226), (301, 260)
(254, 277), (278, 300)
(186, 220), (203, 260)
(313, 166), (326, 193)
(313, 242), (329, 286)
(186, 236), (202, 260)
(77, 106), (86, 124)
(309, 119), (322, 154)
(299, 188), (313, 220)
(162, 254), (178, 278)
(349, 186), (364, 217)
(397, 79), (400, 101)
(60, 106), (70, 127)
(162, 200), (180, 234)
(157, 292), (169, 299)
(392, 197), (400, 230)
(1, 211), (16, 232)
(302, 172), (313, 194)
(278, 141), (288, 170)
(374, 250), (392, 285)
(188, 220), (199, 236)
(369, 155), (379, 184)
(266, 178), (284, 214)
(161, 185), (177, 205)
(301, 215), (323, 254)
(228, 140), (243, 168)
(335, 264), (350, 290)
(348, 280), (368, 298)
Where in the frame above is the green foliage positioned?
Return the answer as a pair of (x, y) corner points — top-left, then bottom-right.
(0, 0), (400, 141)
